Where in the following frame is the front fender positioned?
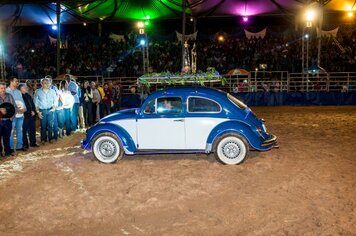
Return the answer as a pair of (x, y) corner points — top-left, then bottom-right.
(82, 122), (137, 154)
(206, 120), (268, 151)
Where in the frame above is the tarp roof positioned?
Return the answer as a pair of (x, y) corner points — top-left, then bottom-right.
(0, 0), (354, 26)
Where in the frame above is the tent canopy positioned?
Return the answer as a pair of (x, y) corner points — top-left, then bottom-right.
(0, 0), (354, 26)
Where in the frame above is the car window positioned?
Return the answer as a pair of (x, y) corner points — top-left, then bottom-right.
(143, 99), (156, 114)
(157, 97), (182, 114)
(188, 97), (221, 113)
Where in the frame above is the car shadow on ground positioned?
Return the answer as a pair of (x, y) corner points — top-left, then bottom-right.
(82, 150), (261, 164)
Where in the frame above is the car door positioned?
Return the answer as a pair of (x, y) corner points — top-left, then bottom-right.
(185, 96), (226, 150)
(137, 97), (185, 150)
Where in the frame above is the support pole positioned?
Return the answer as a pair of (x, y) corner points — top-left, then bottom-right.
(302, 28), (305, 74)
(317, 5), (323, 67)
(181, 0), (186, 70)
(56, 0), (61, 77)
(98, 22), (102, 37)
(193, 16), (197, 33)
(306, 35), (309, 92)
(0, 25), (5, 80)
(142, 34), (149, 74)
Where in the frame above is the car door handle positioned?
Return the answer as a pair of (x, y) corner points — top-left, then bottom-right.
(173, 119), (184, 122)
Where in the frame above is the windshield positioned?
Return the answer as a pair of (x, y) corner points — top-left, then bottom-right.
(227, 93), (247, 109)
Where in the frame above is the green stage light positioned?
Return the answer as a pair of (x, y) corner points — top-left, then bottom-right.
(65, 1), (189, 20)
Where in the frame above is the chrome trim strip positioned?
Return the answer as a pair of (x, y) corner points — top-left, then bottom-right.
(205, 143), (212, 153)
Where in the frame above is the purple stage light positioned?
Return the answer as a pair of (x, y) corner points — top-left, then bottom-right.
(243, 16), (249, 22)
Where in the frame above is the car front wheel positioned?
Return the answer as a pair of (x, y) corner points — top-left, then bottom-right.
(214, 133), (249, 165)
(92, 132), (124, 164)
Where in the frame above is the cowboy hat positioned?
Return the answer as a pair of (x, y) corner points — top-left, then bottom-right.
(0, 102), (16, 119)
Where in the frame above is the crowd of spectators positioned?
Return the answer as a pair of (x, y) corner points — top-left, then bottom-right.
(0, 74), (131, 158)
(4, 28), (356, 80)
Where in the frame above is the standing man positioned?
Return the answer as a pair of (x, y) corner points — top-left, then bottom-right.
(6, 76), (26, 152)
(96, 81), (105, 118)
(102, 83), (112, 117)
(82, 81), (93, 126)
(19, 83), (38, 148)
(34, 78), (58, 144)
(113, 82), (122, 111)
(66, 75), (80, 133)
(0, 81), (16, 157)
(91, 81), (101, 123)
(77, 82), (85, 130)
(47, 75), (61, 141)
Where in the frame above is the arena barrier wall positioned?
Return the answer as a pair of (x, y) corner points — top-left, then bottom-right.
(120, 92), (356, 108)
(232, 92), (356, 106)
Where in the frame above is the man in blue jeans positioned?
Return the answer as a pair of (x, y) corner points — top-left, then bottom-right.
(47, 76), (61, 141)
(6, 76), (26, 152)
(66, 75), (80, 133)
(34, 78), (58, 144)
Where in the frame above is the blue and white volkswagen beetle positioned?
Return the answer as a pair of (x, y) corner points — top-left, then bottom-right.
(81, 87), (277, 165)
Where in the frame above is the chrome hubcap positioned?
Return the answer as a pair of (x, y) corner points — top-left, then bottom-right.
(98, 140), (117, 159)
(222, 142), (240, 159)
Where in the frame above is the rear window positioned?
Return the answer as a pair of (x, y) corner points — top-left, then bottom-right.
(188, 97), (221, 113)
(227, 93), (247, 109)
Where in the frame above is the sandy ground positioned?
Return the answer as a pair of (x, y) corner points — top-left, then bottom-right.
(0, 106), (355, 235)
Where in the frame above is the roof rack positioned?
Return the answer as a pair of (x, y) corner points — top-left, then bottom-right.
(137, 68), (225, 87)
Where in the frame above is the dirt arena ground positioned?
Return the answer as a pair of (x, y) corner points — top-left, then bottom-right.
(0, 106), (355, 235)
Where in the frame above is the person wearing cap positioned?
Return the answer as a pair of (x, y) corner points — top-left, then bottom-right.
(46, 75), (61, 141)
(19, 83), (38, 148)
(6, 76), (27, 152)
(0, 81), (16, 157)
(34, 77), (58, 144)
(65, 74), (81, 133)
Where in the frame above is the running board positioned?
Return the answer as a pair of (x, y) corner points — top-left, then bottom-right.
(131, 149), (207, 155)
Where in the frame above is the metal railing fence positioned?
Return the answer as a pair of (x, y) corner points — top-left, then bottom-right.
(19, 71), (356, 95)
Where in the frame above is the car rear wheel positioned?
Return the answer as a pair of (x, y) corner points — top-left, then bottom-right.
(92, 132), (124, 164)
(214, 133), (249, 165)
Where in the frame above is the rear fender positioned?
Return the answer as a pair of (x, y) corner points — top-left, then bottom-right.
(206, 120), (268, 151)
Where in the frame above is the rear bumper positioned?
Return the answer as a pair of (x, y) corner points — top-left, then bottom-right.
(261, 134), (278, 147)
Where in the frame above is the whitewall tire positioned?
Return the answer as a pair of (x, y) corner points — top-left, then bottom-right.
(214, 133), (249, 165)
(92, 132), (124, 164)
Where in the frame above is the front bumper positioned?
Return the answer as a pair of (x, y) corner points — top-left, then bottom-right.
(81, 139), (92, 150)
(261, 134), (278, 147)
